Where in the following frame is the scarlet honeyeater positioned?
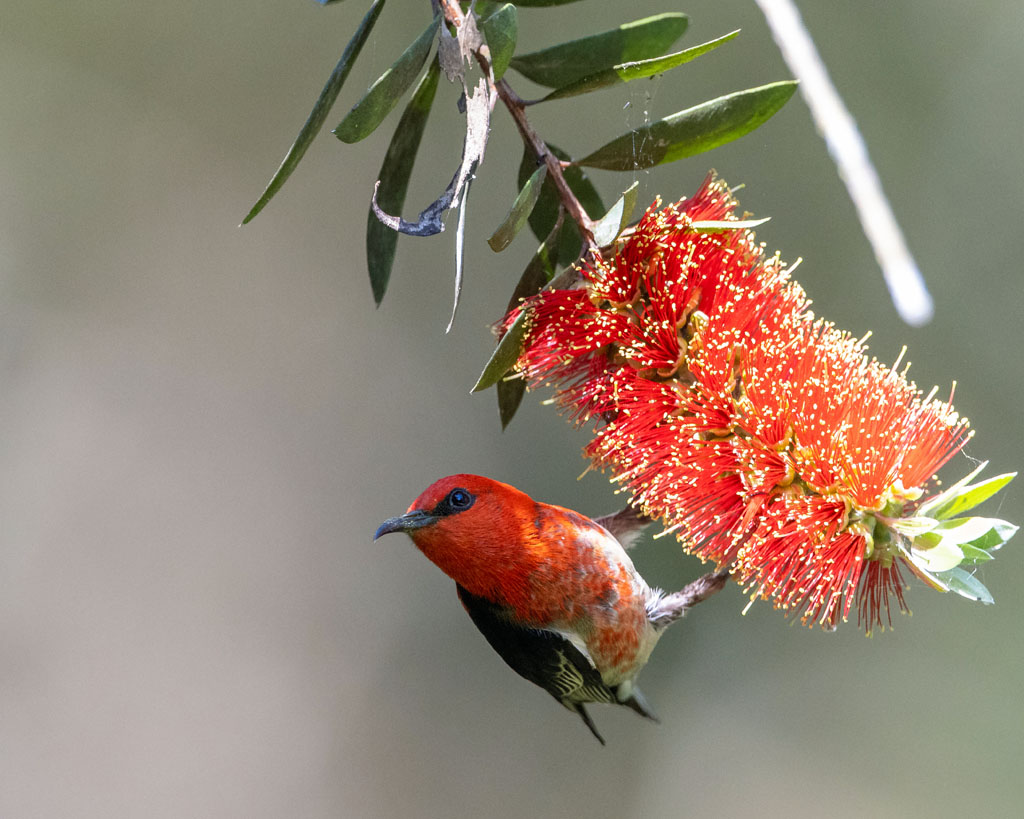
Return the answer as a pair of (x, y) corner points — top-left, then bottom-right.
(375, 474), (727, 744)
(506, 174), (971, 632)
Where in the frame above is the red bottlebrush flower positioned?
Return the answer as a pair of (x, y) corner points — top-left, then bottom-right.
(506, 173), (990, 633)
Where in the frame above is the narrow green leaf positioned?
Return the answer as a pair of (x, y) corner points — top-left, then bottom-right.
(921, 472), (1016, 521)
(896, 539), (951, 592)
(578, 81), (799, 171)
(334, 15), (440, 143)
(965, 520), (1018, 552)
(916, 517), (1017, 548)
(900, 555), (949, 592)
(959, 544), (996, 564)
(505, 218), (563, 317)
(932, 567), (995, 604)
(891, 515), (940, 538)
(498, 378), (527, 430)
(909, 538), (964, 573)
(366, 60), (440, 305)
(517, 220), (562, 296)
(505, 261), (552, 309)
(242, 0), (385, 224)
(690, 217), (771, 232)
(488, 164), (548, 252)
(480, 4), (517, 81)
(473, 1), (502, 15)
(492, 225), (561, 430)
(917, 461), (988, 517)
(507, 257), (552, 311)
(898, 539), (998, 603)
(509, 13), (688, 88)
(472, 309), (531, 393)
(592, 181), (639, 247)
(497, 217), (558, 320)
(541, 30), (739, 102)
(518, 145), (604, 265)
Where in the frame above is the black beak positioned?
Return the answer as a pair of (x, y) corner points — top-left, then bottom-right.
(373, 510), (437, 540)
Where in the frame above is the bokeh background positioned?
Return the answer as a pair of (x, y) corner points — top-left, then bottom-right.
(2, 1), (1022, 816)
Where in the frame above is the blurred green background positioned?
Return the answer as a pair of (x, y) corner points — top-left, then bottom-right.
(2, 1), (1022, 816)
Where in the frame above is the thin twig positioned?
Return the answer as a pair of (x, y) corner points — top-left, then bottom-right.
(754, 0), (934, 326)
(438, 0), (600, 262)
(494, 79), (599, 256)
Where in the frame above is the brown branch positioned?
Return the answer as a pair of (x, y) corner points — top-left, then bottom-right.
(438, 0), (600, 263)
(494, 80), (599, 257)
(435, 0), (464, 25)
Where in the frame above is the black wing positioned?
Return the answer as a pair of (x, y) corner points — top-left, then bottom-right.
(457, 585), (640, 745)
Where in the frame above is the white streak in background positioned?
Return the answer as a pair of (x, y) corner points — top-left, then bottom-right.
(754, 0), (934, 326)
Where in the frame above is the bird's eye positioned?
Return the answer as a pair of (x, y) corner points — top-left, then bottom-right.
(447, 488), (474, 510)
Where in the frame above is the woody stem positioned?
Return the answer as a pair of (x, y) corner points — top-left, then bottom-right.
(438, 0), (600, 262)
(494, 80), (599, 257)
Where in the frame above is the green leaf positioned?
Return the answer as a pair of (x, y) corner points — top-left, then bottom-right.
(506, 218), (563, 311)
(509, 13), (688, 88)
(541, 30), (739, 102)
(516, 240), (557, 294)
(916, 517), (1017, 549)
(891, 515), (940, 538)
(959, 544), (996, 564)
(334, 15), (440, 143)
(506, 257), (552, 312)
(578, 81), (799, 171)
(899, 554), (949, 592)
(366, 60), (440, 305)
(913, 518), (1015, 556)
(909, 538), (964, 573)
(497, 378), (526, 430)
(473, 309), (531, 393)
(518, 145), (605, 265)
(242, 0), (385, 224)
(907, 516), (1016, 575)
(917, 461), (987, 514)
(500, 216), (561, 312)
(480, 4), (517, 81)
(932, 567), (994, 604)
(491, 227), (562, 431)
(488, 164), (548, 252)
(919, 469), (1016, 521)
(899, 530), (1002, 604)
(592, 181), (639, 247)
(967, 521), (1018, 552)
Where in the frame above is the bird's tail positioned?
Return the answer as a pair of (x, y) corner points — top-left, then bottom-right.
(647, 569), (730, 628)
(570, 703), (606, 745)
(621, 688), (659, 723)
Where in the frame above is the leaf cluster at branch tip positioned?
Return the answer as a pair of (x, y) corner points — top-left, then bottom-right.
(245, 2), (797, 347)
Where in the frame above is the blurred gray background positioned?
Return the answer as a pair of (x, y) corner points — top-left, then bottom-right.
(2, 1), (1022, 816)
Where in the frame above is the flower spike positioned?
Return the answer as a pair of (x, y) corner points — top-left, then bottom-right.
(506, 173), (1014, 633)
